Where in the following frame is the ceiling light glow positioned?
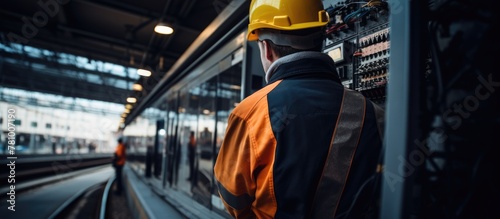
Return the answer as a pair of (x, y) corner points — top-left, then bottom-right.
(132, 83), (143, 91)
(127, 97), (137, 103)
(154, 23), (174, 35)
(137, 69), (151, 77)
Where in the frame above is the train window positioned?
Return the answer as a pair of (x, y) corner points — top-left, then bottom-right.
(162, 60), (243, 210)
(184, 76), (217, 206)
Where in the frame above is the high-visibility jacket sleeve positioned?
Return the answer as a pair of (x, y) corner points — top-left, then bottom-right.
(214, 80), (281, 218)
(214, 113), (256, 218)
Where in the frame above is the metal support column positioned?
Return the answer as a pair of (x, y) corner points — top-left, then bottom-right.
(381, 0), (427, 218)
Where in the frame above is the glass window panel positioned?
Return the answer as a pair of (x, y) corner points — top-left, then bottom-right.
(164, 94), (181, 188)
(210, 62), (243, 213)
(193, 76), (217, 208)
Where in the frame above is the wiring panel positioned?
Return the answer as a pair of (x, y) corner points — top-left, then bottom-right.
(323, 0), (390, 105)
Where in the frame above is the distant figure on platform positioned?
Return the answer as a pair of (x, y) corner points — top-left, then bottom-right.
(52, 142), (57, 154)
(88, 142), (96, 153)
(199, 127), (213, 159)
(187, 131), (196, 181)
(113, 138), (126, 195)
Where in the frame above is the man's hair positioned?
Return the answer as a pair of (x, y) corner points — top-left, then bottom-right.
(262, 27), (324, 57)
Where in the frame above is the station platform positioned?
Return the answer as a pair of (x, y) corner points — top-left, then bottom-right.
(123, 164), (230, 219)
(0, 154), (228, 219)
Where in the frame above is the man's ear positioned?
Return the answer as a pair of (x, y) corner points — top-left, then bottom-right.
(262, 40), (275, 62)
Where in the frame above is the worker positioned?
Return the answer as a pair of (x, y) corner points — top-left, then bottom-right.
(114, 137), (126, 195)
(214, 0), (385, 218)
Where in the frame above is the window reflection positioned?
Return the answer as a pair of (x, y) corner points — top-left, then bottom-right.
(163, 61), (242, 209)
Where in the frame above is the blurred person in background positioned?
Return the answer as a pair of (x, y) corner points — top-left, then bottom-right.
(113, 138), (126, 195)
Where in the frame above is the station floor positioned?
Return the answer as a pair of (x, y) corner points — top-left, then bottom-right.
(122, 164), (229, 219)
(108, 182), (133, 219)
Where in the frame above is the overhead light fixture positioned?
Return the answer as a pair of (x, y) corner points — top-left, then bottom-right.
(132, 83), (143, 91)
(229, 85), (241, 90)
(121, 113), (127, 118)
(127, 97), (137, 103)
(137, 69), (151, 77)
(125, 104), (133, 109)
(158, 129), (166, 136)
(124, 108), (130, 113)
(154, 22), (174, 35)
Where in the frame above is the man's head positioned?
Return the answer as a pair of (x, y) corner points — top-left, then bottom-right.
(118, 138), (123, 144)
(247, 0), (329, 71)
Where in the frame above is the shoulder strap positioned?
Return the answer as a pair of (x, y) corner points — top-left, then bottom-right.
(311, 89), (366, 218)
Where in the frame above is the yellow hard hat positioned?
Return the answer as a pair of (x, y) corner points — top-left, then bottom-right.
(247, 0), (330, 41)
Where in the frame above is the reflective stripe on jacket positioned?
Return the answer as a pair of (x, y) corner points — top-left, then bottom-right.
(214, 52), (384, 219)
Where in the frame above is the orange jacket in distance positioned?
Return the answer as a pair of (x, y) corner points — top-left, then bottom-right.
(115, 143), (126, 166)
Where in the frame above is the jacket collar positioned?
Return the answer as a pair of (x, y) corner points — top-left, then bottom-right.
(266, 51), (341, 84)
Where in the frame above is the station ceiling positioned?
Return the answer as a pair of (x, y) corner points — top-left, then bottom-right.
(0, 0), (232, 105)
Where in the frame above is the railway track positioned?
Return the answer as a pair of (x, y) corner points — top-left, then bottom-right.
(0, 165), (116, 219)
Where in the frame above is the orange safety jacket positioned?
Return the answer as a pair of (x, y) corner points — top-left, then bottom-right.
(214, 52), (384, 219)
(115, 142), (126, 166)
(189, 135), (197, 148)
